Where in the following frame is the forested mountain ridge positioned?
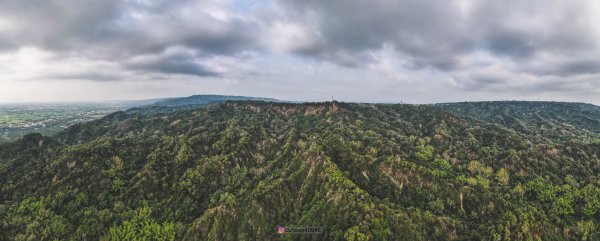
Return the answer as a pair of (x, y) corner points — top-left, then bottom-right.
(124, 95), (280, 116)
(437, 101), (600, 143)
(1, 101), (599, 240)
(148, 95), (279, 107)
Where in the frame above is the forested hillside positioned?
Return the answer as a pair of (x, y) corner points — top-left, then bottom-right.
(438, 101), (600, 143)
(1, 101), (599, 240)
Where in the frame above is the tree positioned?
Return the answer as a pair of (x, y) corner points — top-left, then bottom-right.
(344, 226), (370, 241)
(496, 168), (509, 186)
(415, 145), (434, 161)
(103, 207), (175, 241)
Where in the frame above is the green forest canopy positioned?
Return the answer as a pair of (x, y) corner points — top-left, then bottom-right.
(1, 101), (599, 240)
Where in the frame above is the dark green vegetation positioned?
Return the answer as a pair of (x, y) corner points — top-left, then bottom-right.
(437, 101), (600, 143)
(1, 101), (599, 240)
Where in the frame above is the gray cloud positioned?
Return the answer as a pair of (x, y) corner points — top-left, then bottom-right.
(279, 0), (471, 70)
(46, 73), (123, 82)
(125, 47), (221, 77)
(0, 0), (599, 103)
(0, 0), (262, 76)
(484, 28), (537, 59)
(278, 0), (600, 74)
(0, 0), (122, 50)
(128, 58), (218, 77)
(530, 60), (600, 77)
(558, 60), (600, 77)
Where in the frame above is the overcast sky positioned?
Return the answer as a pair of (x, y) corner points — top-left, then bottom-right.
(1, 0), (600, 104)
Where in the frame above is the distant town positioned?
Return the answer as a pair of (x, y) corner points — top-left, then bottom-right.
(0, 103), (125, 142)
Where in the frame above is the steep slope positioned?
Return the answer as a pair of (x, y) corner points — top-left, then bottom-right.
(437, 101), (600, 143)
(1, 101), (599, 240)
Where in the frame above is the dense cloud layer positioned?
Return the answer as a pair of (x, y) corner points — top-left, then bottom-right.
(0, 0), (599, 103)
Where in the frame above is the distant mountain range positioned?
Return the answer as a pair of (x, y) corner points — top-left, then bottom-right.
(125, 95), (280, 115)
(148, 95), (279, 107)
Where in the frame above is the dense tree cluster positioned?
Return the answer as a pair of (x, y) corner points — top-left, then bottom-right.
(1, 101), (599, 240)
